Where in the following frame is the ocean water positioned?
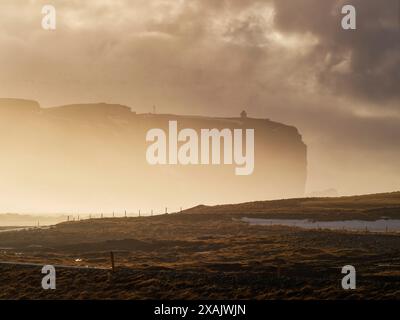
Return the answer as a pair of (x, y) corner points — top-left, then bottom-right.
(0, 227), (28, 233)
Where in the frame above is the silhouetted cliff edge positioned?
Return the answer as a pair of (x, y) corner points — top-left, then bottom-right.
(0, 99), (307, 212)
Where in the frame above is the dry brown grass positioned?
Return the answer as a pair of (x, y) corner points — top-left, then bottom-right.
(0, 192), (399, 300)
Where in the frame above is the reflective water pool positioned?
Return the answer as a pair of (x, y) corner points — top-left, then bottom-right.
(242, 217), (400, 232)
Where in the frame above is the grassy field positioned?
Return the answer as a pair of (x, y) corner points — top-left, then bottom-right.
(0, 192), (399, 299)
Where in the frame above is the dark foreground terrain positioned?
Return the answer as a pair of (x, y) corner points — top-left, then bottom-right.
(0, 192), (400, 299)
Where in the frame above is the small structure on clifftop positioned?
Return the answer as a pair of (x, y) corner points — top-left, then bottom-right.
(241, 110), (247, 119)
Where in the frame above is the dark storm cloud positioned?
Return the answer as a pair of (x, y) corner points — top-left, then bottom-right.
(2, 0), (398, 109)
(272, 0), (400, 104)
(141, 0), (400, 107)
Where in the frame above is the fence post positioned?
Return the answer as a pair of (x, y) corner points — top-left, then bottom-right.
(110, 251), (115, 272)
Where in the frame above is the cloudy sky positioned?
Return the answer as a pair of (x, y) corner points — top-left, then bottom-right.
(1, 0), (400, 195)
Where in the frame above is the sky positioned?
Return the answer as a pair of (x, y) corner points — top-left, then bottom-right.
(1, 0), (400, 197)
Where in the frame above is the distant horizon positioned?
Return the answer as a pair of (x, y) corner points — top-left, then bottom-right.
(1, 189), (400, 216)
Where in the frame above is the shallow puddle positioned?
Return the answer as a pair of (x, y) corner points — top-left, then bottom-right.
(242, 217), (400, 232)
